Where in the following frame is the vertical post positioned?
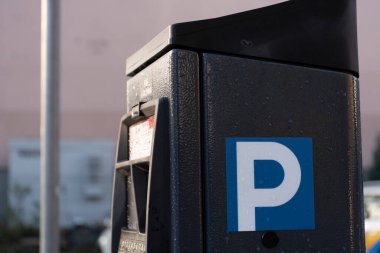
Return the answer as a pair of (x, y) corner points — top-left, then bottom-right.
(40, 0), (60, 252)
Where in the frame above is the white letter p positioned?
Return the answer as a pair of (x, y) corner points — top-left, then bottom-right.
(236, 142), (301, 231)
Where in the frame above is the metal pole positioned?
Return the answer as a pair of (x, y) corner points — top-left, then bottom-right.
(40, 0), (60, 252)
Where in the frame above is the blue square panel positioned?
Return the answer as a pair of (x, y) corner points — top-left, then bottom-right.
(226, 138), (315, 232)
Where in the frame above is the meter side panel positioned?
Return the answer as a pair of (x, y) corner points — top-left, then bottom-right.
(202, 53), (364, 252)
(122, 49), (202, 253)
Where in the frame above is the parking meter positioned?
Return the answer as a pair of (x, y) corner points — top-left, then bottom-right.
(111, 0), (365, 252)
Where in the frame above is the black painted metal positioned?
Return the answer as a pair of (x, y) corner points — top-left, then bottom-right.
(112, 0), (364, 252)
(201, 53), (364, 252)
(112, 50), (202, 253)
(112, 99), (172, 253)
(126, 0), (358, 77)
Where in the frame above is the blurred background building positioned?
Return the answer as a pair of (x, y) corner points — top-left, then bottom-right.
(1, 0), (380, 250)
(8, 140), (114, 228)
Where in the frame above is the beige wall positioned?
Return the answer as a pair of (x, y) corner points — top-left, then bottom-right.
(1, 0), (380, 169)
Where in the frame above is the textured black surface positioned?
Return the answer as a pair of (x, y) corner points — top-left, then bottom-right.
(111, 169), (128, 252)
(119, 50), (202, 253)
(126, 0), (358, 77)
(202, 53), (364, 252)
(115, 48), (363, 252)
(112, 99), (171, 253)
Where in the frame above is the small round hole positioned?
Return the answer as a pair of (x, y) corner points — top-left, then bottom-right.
(261, 231), (279, 249)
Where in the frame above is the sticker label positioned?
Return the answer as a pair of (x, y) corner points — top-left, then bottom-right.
(118, 229), (146, 253)
(129, 117), (155, 160)
(226, 138), (315, 232)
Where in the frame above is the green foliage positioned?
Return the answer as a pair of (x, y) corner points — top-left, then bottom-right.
(367, 135), (380, 180)
(8, 184), (32, 228)
(0, 183), (37, 245)
(0, 221), (38, 245)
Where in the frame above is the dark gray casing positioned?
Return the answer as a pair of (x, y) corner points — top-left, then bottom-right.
(202, 53), (364, 252)
(111, 49), (364, 252)
(112, 50), (202, 253)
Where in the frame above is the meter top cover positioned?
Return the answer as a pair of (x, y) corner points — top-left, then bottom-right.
(126, 0), (358, 77)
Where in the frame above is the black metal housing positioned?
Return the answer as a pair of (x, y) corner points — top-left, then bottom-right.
(112, 99), (171, 252)
(112, 0), (364, 252)
(126, 0), (358, 77)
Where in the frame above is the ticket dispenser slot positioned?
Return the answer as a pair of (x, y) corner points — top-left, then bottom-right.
(112, 98), (170, 253)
